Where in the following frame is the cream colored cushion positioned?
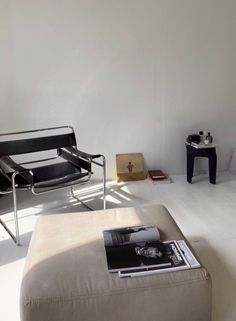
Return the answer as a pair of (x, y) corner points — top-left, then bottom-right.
(20, 205), (211, 321)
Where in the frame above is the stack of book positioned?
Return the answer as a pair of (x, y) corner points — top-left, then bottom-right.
(103, 225), (200, 278)
(148, 170), (171, 184)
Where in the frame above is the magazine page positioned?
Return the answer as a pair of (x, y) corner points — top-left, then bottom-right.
(103, 225), (171, 272)
(118, 240), (200, 278)
(103, 225), (160, 246)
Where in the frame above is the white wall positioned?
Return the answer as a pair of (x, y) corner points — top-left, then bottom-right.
(1, 0), (236, 179)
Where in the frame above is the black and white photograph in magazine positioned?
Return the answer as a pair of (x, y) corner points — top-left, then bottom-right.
(103, 225), (172, 272)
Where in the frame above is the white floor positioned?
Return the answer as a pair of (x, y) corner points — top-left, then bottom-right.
(1, 172), (236, 321)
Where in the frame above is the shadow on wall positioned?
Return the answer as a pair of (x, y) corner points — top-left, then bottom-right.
(229, 149), (236, 173)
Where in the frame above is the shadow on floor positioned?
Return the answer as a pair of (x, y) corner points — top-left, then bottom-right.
(0, 182), (146, 266)
(0, 231), (32, 266)
(0, 181), (145, 219)
(188, 236), (236, 321)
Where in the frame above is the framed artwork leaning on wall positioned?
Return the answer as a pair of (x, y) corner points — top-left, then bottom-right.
(116, 153), (147, 182)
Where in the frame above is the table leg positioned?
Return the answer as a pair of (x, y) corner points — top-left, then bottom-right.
(187, 153), (194, 183)
(209, 154), (217, 184)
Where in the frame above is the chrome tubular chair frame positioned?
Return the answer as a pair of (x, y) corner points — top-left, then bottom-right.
(0, 126), (106, 245)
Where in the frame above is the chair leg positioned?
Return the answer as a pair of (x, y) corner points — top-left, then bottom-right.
(12, 173), (20, 245)
(71, 154), (106, 211)
(102, 155), (106, 210)
(70, 186), (94, 211)
(0, 217), (19, 243)
(0, 173), (20, 245)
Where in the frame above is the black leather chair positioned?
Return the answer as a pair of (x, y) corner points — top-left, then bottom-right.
(0, 126), (106, 245)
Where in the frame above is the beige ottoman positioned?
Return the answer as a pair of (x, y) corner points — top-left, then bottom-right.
(20, 205), (211, 321)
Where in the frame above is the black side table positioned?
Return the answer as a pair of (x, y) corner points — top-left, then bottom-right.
(186, 144), (217, 184)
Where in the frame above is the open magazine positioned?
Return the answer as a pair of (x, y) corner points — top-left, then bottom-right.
(103, 225), (200, 277)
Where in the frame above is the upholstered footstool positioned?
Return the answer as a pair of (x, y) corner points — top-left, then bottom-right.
(20, 205), (211, 321)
